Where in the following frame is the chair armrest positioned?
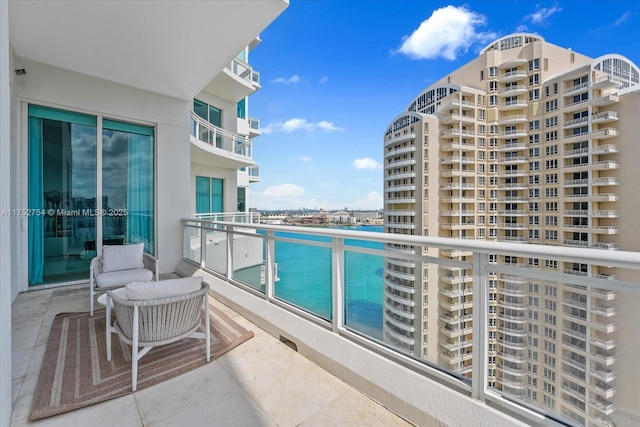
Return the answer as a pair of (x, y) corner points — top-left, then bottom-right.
(90, 256), (103, 278)
(142, 253), (158, 280)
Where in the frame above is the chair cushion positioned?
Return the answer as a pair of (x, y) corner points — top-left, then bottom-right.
(95, 268), (153, 288)
(102, 243), (145, 273)
(125, 276), (203, 301)
(108, 287), (129, 300)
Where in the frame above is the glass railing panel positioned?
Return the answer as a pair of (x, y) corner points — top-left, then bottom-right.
(273, 231), (332, 320)
(183, 225), (201, 264)
(203, 229), (227, 276)
(231, 233), (265, 294)
(343, 243), (384, 340)
(486, 261), (639, 427)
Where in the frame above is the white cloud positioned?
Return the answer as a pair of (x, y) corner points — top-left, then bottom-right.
(319, 76), (329, 84)
(353, 157), (382, 170)
(281, 118), (315, 132)
(317, 120), (345, 131)
(270, 75), (301, 84)
(612, 11), (632, 27)
(263, 183), (305, 198)
(525, 4), (561, 25)
(262, 118), (345, 134)
(396, 6), (496, 60)
(353, 191), (383, 210)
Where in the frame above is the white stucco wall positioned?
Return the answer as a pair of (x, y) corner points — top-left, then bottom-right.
(13, 58), (193, 284)
(1, 2), (13, 424)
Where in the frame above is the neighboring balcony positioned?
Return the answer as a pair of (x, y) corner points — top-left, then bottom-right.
(248, 117), (261, 137)
(204, 57), (261, 102)
(247, 165), (261, 182)
(190, 111), (255, 169)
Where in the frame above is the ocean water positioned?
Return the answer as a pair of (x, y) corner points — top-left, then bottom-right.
(272, 226), (384, 340)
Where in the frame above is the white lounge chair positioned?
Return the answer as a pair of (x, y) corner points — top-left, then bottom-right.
(89, 243), (158, 315)
(105, 277), (210, 391)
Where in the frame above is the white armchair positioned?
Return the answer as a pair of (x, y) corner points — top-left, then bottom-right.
(89, 243), (158, 315)
(105, 277), (210, 391)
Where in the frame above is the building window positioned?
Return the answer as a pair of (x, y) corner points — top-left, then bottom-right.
(544, 99), (558, 112)
(529, 89), (540, 100)
(529, 58), (540, 71)
(194, 99), (222, 126)
(196, 176), (224, 214)
(529, 73), (540, 86)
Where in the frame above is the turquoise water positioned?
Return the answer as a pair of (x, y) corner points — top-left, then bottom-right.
(272, 226), (384, 340)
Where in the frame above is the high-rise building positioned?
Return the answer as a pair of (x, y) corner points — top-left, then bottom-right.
(383, 33), (640, 426)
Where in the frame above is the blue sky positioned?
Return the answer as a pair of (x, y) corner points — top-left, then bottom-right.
(248, 1), (640, 211)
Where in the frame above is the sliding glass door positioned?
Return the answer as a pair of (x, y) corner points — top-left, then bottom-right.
(28, 105), (155, 287)
(28, 105), (97, 285)
(102, 120), (155, 254)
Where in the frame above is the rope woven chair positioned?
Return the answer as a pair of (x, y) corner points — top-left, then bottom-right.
(105, 282), (210, 391)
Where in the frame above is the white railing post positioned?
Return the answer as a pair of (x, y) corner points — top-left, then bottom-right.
(226, 225), (233, 280)
(471, 252), (489, 401)
(265, 230), (275, 301)
(332, 237), (345, 333)
(200, 221), (207, 270)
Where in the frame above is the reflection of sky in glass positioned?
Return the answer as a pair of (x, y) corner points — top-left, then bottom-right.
(102, 130), (129, 208)
(71, 124), (97, 199)
(102, 130), (153, 209)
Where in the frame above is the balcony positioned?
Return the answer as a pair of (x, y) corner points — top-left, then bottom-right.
(438, 113), (476, 124)
(248, 117), (261, 137)
(500, 99), (528, 110)
(440, 129), (475, 139)
(11, 219), (640, 427)
(436, 98), (475, 112)
(247, 165), (261, 182)
(591, 127), (618, 139)
(498, 85), (528, 96)
(499, 114), (527, 124)
(190, 112), (255, 168)
(591, 111), (619, 124)
(498, 70), (528, 82)
(204, 57), (261, 102)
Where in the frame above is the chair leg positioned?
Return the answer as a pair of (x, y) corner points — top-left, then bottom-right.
(132, 306), (139, 391)
(106, 296), (112, 361)
(90, 285), (94, 316)
(204, 296), (210, 362)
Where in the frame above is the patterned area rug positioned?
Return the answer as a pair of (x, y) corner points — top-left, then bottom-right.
(29, 303), (254, 421)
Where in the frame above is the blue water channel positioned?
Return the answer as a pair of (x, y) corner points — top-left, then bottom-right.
(270, 226), (384, 340)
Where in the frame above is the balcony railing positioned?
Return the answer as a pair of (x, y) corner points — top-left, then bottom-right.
(181, 219), (640, 427)
(225, 57), (260, 86)
(194, 212), (260, 224)
(190, 111), (253, 160)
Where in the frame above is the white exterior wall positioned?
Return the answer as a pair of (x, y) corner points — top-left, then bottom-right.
(1, 2), (13, 424)
(13, 58), (192, 281)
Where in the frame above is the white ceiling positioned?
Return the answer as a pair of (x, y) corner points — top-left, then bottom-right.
(9, 0), (288, 100)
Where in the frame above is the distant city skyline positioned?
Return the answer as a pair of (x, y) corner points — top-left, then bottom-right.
(248, 1), (640, 211)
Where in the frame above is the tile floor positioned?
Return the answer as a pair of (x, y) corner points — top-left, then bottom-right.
(10, 277), (413, 427)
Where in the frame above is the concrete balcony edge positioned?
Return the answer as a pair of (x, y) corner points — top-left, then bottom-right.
(176, 260), (530, 427)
